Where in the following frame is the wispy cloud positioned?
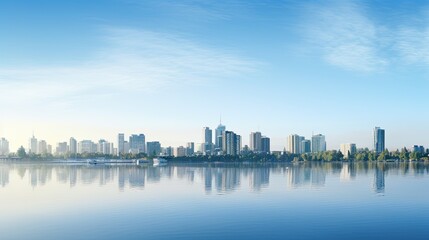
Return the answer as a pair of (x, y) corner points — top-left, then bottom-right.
(0, 28), (256, 106)
(303, 1), (388, 72)
(396, 27), (429, 65)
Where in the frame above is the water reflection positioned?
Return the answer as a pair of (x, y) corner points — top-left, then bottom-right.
(0, 161), (428, 193)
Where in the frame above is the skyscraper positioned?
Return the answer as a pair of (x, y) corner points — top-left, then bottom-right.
(261, 136), (270, 154)
(312, 134), (326, 153)
(202, 127), (213, 155)
(117, 133), (125, 155)
(38, 140), (47, 154)
(300, 139), (311, 153)
(187, 142), (195, 156)
(249, 132), (262, 152)
(0, 138), (9, 156)
(215, 123), (226, 150)
(374, 127), (385, 153)
(288, 134), (301, 154)
(69, 137), (77, 154)
(147, 141), (161, 156)
(340, 143), (357, 158)
(29, 134), (38, 154)
(222, 131), (240, 156)
(129, 134), (146, 153)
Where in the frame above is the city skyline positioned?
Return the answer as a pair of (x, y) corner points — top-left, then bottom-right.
(2, 1), (429, 151)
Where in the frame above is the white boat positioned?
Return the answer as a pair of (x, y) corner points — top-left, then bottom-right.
(153, 158), (167, 166)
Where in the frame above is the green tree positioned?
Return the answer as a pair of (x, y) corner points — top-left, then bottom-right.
(17, 146), (27, 158)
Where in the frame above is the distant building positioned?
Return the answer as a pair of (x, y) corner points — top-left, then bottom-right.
(0, 138), (9, 156)
(69, 137), (77, 154)
(300, 139), (311, 154)
(29, 135), (38, 154)
(215, 123), (226, 151)
(261, 136), (270, 154)
(129, 134), (145, 154)
(222, 131), (240, 155)
(78, 140), (95, 154)
(202, 127), (213, 155)
(373, 127), (385, 153)
(162, 146), (174, 157)
(340, 143), (357, 158)
(117, 133), (125, 155)
(312, 134), (326, 153)
(38, 140), (47, 154)
(56, 142), (69, 155)
(147, 141), (161, 156)
(249, 132), (262, 152)
(186, 142), (194, 156)
(174, 146), (187, 157)
(412, 145), (425, 154)
(47, 145), (52, 155)
(288, 134), (301, 154)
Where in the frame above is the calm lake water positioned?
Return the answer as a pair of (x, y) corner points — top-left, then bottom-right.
(0, 161), (428, 239)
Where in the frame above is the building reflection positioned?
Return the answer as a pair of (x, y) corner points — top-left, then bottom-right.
(0, 161), (428, 193)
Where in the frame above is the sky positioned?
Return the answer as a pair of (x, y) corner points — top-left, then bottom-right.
(1, 0), (429, 151)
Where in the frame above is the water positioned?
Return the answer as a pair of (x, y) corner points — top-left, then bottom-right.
(0, 161), (428, 239)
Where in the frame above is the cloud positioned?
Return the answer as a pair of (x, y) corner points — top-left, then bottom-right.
(303, 1), (388, 72)
(0, 28), (256, 106)
(396, 27), (429, 65)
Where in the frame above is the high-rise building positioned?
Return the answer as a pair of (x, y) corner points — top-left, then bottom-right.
(162, 146), (174, 157)
(340, 143), (357, 158)
(222, 131), (240, 155)
(47, 145), (52, 155)
(78, 140), (95, 154)
(261, 136), (270, 154)
(300, 139), (311, 153)
(202, 127), (213, 155)
(174, 146), (187, 157)
(374, 127), (385, 153)
(129, 134), (145, 154)
(186, 142), (194, 156)
(0, 138), (9, 156)
(29, 135), (38, 154)
(147, 141), (161, 156)
(215, 123), (226, 150)
(56, 142), (68, 155)
(38, 140), (47, 154)
(288, 134), (301, 154)
(117, 133), (125, 155)
(312, 134), (326, 153)
(69, 137), (77, 154)
(249, 132), (262, 152)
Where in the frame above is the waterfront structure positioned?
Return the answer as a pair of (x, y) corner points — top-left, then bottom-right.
(312, 134), (326, 153)
(187, 142), (194, 156)
(56, 142), (68, 155)
(340, 143), (357, 158)
(215, 123), (226, 151)
(261, 136), (270, 154)
(300, 139), (311, 154)
(117, 133), (125, 155)
(174, 146), (187, 157)
(249, 132), (262, 152)
(69, 137), (77, 154)
(0, 138), (9, 156)
(147, 141), (161, 156)
(222, 131), (241, 155)
(38, 140), (47, 154)
(374, 127), (385, 153)
(129, 134), (145, 154)
(288, 134), (301, 154)
(29, 135), (38, 154)
(202, 127), (213, 155)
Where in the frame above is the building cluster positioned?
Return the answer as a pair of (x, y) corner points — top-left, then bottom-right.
(1, 125), (428, 158)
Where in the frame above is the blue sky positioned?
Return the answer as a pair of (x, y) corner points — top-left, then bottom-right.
(1, 0), (429, 151)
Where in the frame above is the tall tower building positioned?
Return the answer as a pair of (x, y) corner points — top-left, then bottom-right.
(249, 132), (262, 152)
(69, 137), (77, 154)
(288, 134), (301, 154)
(374, 127), (385, 153)
(202, 127), (213, 155)
(0, 138), (9, 156)
(38, 140), (47, 154)
(222, 131), (240, 156)
(311, 134), (326, 153)
(29, 134), (38, 154)
(215, 123), (226, 150)
(261, 136), (270, 154)
(117, 133), (125, 155)
(300, 140), (311, 153)
(340, 143), (357, 158)
(129, 134), (146, 153)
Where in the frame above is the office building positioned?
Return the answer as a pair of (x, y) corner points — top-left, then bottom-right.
(340, 143), (357, 158)
(312, 134), (326, 153)
(300, 139), (311, 154)
(222, 131), (240, 156)
(69, 137), (77, 154)
(374, 127), (385, 153)
(187, 142), (194, 156)
(117, 133), (125, 155)
(202, 127), (213, 155)
(56, 142), (68, 155)
(29, 135), (38, 154)
(261, 136), (270, 154)
(38, 140), (47, 154)
(78, 140), (96, 154)
(147, 141), (161, 156)
(250, 132), (262, 152)
(0, 138), (9, 156)
(174, 146), (187, 157)
(215, 123), (226, 150)
(129, 134), (145, 154)
(288, 134), (302, 154)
